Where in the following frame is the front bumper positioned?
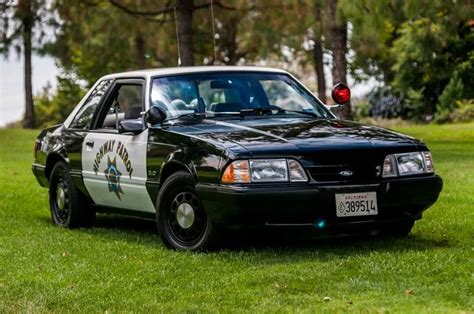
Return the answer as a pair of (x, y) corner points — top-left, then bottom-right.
(197, 175), (443, 230)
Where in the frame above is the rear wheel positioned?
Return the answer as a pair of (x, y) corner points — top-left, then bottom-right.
(49, 161), (95, 228)
(383, 220), (415, 237)
(156, 171), (215, 251)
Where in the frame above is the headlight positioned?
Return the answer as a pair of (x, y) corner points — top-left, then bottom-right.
(250, 159), (288, 182)
(382, 151), (435, 178)
(221, 159), (308, 183)
(396, 152), (424, 175)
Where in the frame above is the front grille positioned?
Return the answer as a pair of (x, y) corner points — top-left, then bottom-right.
(307, 165), (378, 183)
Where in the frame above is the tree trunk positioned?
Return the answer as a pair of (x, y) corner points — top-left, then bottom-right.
(327, 0), (351, 119)
(135, 32), (146, 69)
(176, 0), (194, 66)
(313, 40), (326, 103)
(222, 15), (240, 65)
(312, 1), (326, 103)
(20, 0), (35, 129)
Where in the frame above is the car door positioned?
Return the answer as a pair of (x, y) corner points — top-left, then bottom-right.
(63, 79), (113, 196)
(81, 79), (155, 213)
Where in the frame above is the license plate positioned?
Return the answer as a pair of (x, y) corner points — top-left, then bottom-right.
(335, 192), (378, 217)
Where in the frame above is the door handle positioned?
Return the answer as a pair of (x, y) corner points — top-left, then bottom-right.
(85, 140), (94, 150)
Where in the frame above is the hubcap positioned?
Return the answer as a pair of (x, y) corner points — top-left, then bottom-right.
(53, 177), (69, 223)
(176, 203), (195, 229)
(56, 185), (66, 210)
(169, 191), (207, 245)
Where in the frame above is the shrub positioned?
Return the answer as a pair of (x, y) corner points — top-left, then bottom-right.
(367, 86), (404, 119)
(436, 99), (474, 123)
(352, 100), (370, 121)
(35, 75), (87, 128)
(434, 53), (474, 123)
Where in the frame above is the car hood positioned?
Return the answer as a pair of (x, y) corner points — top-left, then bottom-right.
(166, 117), (421, 156)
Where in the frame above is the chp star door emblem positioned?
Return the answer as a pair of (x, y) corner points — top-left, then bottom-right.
(104, 156), (124, 200)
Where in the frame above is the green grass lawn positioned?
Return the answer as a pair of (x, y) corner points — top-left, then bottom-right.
(1, 123), (473, 313)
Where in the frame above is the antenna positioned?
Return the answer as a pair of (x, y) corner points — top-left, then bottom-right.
(173, 6), (181, 66)
(210, 0), (217, 63)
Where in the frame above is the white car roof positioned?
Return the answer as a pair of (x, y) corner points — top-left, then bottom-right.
(100, 66), (289, 80)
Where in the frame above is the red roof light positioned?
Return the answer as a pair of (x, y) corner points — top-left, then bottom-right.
(331, 83), (351, 104)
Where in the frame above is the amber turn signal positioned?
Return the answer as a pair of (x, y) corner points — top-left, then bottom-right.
(221, 160), (251, 183)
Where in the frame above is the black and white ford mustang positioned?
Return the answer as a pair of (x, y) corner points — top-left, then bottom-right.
(32, 66), (443, 250)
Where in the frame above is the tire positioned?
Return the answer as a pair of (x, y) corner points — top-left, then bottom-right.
(383, 220), (415, 237)
(156, 171), (215, 251)
(49, 161), (95, 228)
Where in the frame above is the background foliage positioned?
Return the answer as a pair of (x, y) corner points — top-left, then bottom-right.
(34, 73), (86, 128)
(1, 0), (473, 127)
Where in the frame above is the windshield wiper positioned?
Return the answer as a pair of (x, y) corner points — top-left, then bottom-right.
(268, 105), (319, 117)
(279, 109), (319, 117)
(166, 106), (319, 122)
(211, 107), (318, 118)
(211, 112), (241, 116)
(165, 112), (205, 121)
(240, 108), (273, 115)
(208, 108), (272, 118)
(168, 111), (243, 121)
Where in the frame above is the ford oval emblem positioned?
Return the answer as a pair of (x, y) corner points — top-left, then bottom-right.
(339, 170), (353, 177)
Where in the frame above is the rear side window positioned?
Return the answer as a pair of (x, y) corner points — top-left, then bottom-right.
(69, 79), (112, 129)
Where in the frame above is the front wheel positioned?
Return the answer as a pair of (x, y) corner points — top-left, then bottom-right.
(49, 161), (95, 228)
(156, 171), (215, 251)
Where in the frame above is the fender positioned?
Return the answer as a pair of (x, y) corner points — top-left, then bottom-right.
(33, 125), (68, 188)
(146, 127), (226, 206)
(160, 157), (196, 185)
(33, 124), (92, 197)
(145, 149), (195, 206)
(45, 152), (68, 180)
(45, 137), (69, 176)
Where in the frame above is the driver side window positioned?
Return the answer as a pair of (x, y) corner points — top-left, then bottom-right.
(97, 84), (143, 130)
(69, 79), (112, 129)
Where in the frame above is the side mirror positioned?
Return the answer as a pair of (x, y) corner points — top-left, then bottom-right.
(331, 83), (351, 105)
(118, 119), (144, 134)
(145, 106), (167, 125)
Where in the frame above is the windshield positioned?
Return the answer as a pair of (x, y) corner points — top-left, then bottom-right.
(150, 72), (331, 120)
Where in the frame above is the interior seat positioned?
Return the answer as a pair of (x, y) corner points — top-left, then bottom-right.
(125, 105), (142, 119)
(170, 99), (187, 110)
(102, 113), (125, 128)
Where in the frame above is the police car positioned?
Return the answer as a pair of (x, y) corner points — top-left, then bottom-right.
(32, 66), (443, 250)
